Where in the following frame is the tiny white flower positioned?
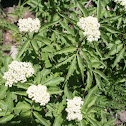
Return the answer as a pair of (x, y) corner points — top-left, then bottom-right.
(77, 16), (100, 42)
(26, 84), (50, 106)
(18, 18), (41, 33)
(66, 96), (84, 121)
(3, 61), (34, 87)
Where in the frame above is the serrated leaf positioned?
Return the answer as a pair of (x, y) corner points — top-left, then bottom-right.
(64, 83), (73, 99)
(65, 56), (77, 81)
(57, 96), (66, 114)
(0, 114), (14, 124)
(13, 91), (27, 96)
(60, 21), (75, 36)
(59, 13), (77, 25)
(100, 25), (120, 33)
(0, 111), (10, 116)
(33, 111), (50, 126)
(53, 115), (63, 126)
(44, 77), (64, 86)
(79, 120), (87, 126)
(81, 50), (92, 69)
(101, 110), (107, 124)
(55, 46), (77, 55)
(34, 35), (50, 46)
(39, 20), (59, 32)
(97, 0), (101, 21)
(77, 54), (84, 82)
(0, 85), (8, 100)
(94, 73), (102, 89)
(86, 116), (99, 126)
(14, 102), (31, 114)
(77, 2), (88, 17)
(85, 71), (92, 91)
(113, 48), (125, 68)
(8, 24), (18, 32)
(100, 16), (121, 23)
(55, 54), (75, 68)
(31, 40), (39, 52)
(83, 85), (98, 110)
(0, 100), (7, 110)
(93, 70), (108, 82)
(16, 40), (31, 60)
(15, 83), (29, 89)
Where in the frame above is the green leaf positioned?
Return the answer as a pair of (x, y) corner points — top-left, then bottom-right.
(8, 24), (18, 32)
(53, 115), (63, 126)
(34, 35), (51, 46)
(39, 20), (59, 32)
(31, 40), (39, 52)
(83, 85), (98, 110)
(0, 111), (10, 116)
(44, 77), (64, 86)
(101, 110), (107, 124)
(100, 16), (121, 23)
(57, 96), (66, 114)
(100, 24), (120, 33)
(77, 54), (84, 82)
(97, 0), (101, 21)
(85, 71), (92, 91)
(15, 83), (29, 89)
(0, 100), (7, 110)
(16, 40), (31, 60)
(14, 102), (31, 114)
(0, 85), (8, 100)
(65, 56), (77, 81)
(64, 83), (73, 99)
(5, 92), (14, 112)
(77, 2), (88, 17)
(93, 70), (109, 82)
(0, 114), (14, 124)
(81, 50), (92, 69)
(33, 111), (50, 126)
(55, 54), (75, 68)
(55, 46), (77, 55)
(86, 116), (99, 126)
(113, 48), (125, 68)
(94, 73), (102, 89)
(59, 13), (77, 25)
(13, 91), (27, 96)
(60, 21), (75, 36)
(79, 120), (87, 126)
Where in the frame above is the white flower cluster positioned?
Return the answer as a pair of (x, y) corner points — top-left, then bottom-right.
(65, 96), (84, 121)
(3, 61), (34, 87)
(18, 18), (41, 33)
(26, 84), (50, 106)
(77, 16), (100, 42)
(114, 0), (126, 8)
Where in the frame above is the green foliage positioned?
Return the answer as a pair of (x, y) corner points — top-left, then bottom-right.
(0, 0), (126, 125)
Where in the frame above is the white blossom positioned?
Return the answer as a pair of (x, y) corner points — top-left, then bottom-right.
(114, 0), (126, 8)
(3, 61), (34, 87)
(18, 18), (41, 33)
(66, 96), (84, 121)
(26, 84), (50, 106)
(77, 16), (100, 42)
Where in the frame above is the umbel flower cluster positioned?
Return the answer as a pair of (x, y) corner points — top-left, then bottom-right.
(26, 84), (50, 106)
(114, 0), (126, 8)
(65, 96), (84, 121)
(77, 16), (100, 42)
(18, 18), (41, 33)
(3, 61), (34, 87)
